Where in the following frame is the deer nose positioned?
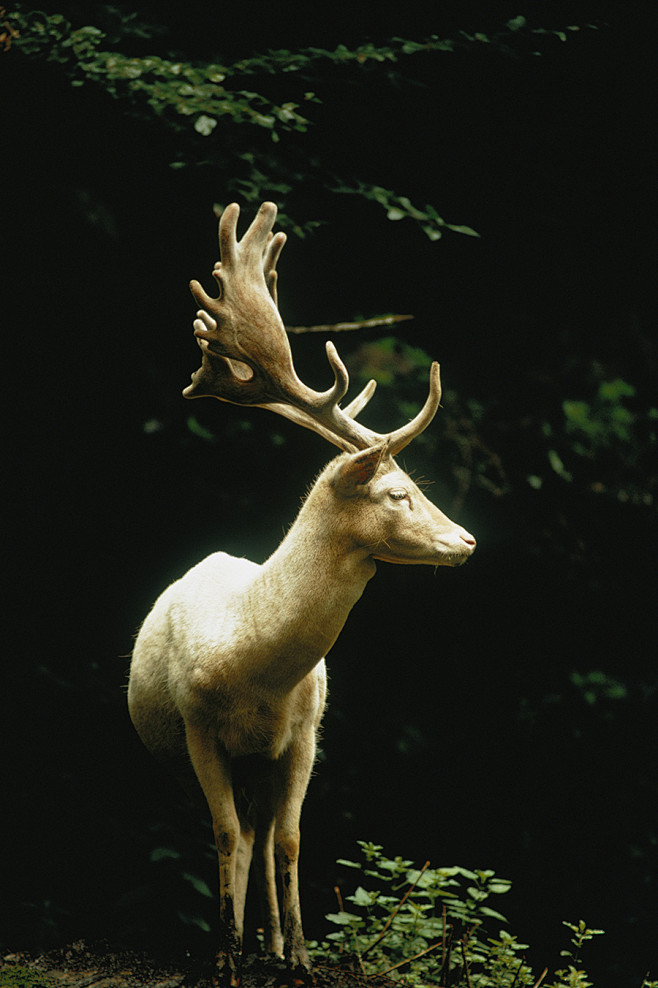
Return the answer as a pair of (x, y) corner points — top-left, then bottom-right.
(459, 531), (477, 551)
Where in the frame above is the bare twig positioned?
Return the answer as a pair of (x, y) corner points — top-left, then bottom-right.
(376, 938), (445, 977)
(460, 936), (474, 988)
(441, 926), (454, 988)
(286, 313), (414, 334)
(533, 967), (549, 988)
(361, 860), (430, 959)
(334, 885), (367, 975)
(511, 956), (527, 987)
(441, 903), (448, 969)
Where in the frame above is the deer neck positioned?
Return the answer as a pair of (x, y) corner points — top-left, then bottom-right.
(244, 496), (375, 691)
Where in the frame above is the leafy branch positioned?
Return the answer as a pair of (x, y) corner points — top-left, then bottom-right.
(212, 18), (598, 77)
(3, 7), (593, 238)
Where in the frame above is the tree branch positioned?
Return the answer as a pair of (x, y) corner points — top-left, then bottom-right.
(286, 313), (414, 334)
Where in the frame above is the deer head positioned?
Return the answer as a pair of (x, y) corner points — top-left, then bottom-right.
(183, 201), (441, 455)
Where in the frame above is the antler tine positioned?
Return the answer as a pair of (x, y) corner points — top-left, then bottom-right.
(189, 273), (220, 312)
(263, 230), (287, 306)
(319, 340), (350, 407)
(386, 361), (442, 455)
(217, 202), (240, 267)
(343, 378), (377, 419)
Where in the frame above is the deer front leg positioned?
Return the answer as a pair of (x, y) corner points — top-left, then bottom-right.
(184, 722), (243, 986)
(273, 731), (317, 973)
(234, 825), (255, 944)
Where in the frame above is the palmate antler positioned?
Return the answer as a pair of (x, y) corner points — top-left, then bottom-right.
(183, 201), (441, 454)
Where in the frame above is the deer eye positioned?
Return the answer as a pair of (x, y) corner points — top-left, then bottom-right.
(388, 489), (408, 501)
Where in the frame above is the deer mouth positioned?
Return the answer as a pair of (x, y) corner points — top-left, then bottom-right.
(372, 552), (470, 567)
(372, 537), (475, 567)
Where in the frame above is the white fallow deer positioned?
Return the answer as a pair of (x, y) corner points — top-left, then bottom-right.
(128, 201), (475, 985)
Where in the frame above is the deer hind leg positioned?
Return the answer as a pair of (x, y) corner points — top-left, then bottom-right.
(252, 794), (283, 957)
(234, 756), (284, 959)
(184, 721), (242, 987)
(272, 729), (317, 972)
(255, 818), (284, 958)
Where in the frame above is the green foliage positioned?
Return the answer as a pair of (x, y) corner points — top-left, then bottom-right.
(330, 183), (480, 242)
(147, 834), (215, 934)
(350, 336), (434, 387)
(223, 19), (595, 76)
(5, 7), (591, 238)
(0, 968), (55, 987)
(529, 372), (657, 508)
(569, 670), (628, 708)
(544, 920), (605, 988)
(113, 816), (218, 937)
(5, 9), (313, 135)
(308, 842), (608, 987)
(563, 379), (640, 455)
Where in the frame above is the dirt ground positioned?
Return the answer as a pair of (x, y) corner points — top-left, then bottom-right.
(1, 942), (405, 988)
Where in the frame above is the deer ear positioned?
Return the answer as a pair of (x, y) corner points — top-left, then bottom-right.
(332, 442), (389, 495)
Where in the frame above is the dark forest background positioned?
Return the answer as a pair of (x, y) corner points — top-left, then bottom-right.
(1, 2), (656, 985)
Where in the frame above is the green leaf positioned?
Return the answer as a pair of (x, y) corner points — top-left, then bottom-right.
(453, 867), (478, 880)
(183, 872), (214, 898)
(177, 910), (211, 932)
(325, 910), (363, 926)
(548, 448), (573, 481)
(349, 886), (377, 907)
(488, 881), (512, 894)
(563, 399), (591, 428)
(479, 906), (508, 921)
(444, 223), (481, 237)
(423, 226), (443, 241)
(187, 415), (217, 441)
(598, 378), (635, 402)
(194, 114), (218, 135)
(149, 846), (180, 862)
